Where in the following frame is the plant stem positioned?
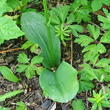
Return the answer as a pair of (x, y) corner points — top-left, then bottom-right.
(16, 0), (28, 20)
(43, 0), (54, 67)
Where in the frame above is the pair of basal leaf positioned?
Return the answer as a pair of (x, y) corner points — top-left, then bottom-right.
(21, 11), (79, 103)
(75, 24), (106, 65)
(16, 53), (43, 78)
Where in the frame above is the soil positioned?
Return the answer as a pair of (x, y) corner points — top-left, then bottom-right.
(0, 0), (110, 110)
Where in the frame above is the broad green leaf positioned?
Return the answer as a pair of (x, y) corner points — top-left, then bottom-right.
(95, 58), (110, 68)
(40, 61), (79, 103)
(72, 99), (85, 110)
(79, 72), (94, 92)
(100, 31), (110, 43)
(0, 66), (20, 82)
(92, 0), (102, 12)
(75, 35), (94, 46)
(87, 24), (100, 40)
(0, 0), (12, 16)
(82, 44), (97, 53)
(0, 17), (24, 45)
(16, 101), (27, 110)
(21, 12), (61, 69)
(16, 65), (28, 73)
(17, 53), (29, 63)
(31, 56), (43, 64)
(0, 90), (23, 101)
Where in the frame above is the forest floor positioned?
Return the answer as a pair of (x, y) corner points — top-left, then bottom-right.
(0, 0), (110, 110)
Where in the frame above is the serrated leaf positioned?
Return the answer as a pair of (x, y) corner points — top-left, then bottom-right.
(67, 13), (75, 24)
(30, 44), (38, 53)
(31, 56), (43, 64)
(68, 25), (83, 33)
(97, 43), (106, 53)
(75, 35), (94, 46)
(79, 72), (94, 92)
(21, 40), (35, 50)
(87, 24), (100, 40)
(36, 66), (43, 75)
(102, 0), (110, 5)
(100, 31), (110, 43)
(0, 17), (24, 44)
(82, 44), (96, 53)
(92, 0), (102, 12)
(70, 2), (80, 12)
(0, 90), (23, 101)
(51, 5), (69, 23)
(75, 0), (88, 5)
(68, 25), (83, 37)
(72, 99), (85, 110)
(82, 44), (98, 62)
(16, 65), (28, 73)
(7, 0), (19, 9)
(25, 64), (36, 78)
(16, 101), (27, 110)
(0, 66), (20, 82)
(17, 53), (29, 63)
(80, 63), (101, 80)
(98, 8), (110, 30)
(90, 54), (99, 65)
(0, 0), (12, 16)
(98, 15), (110, 30)
(50, 11), (61, 25)
(96, 58), (110, 68)
(75, 8), (90, 23)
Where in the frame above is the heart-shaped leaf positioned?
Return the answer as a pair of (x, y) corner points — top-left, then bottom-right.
(40, 61), (79, 103)
(21, 12), (61, 69)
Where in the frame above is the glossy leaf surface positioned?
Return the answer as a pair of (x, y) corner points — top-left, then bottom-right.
(40, 61), (79, 102)
(21, 12), (61, 69)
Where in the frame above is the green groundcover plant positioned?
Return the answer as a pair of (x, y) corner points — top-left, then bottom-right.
(1, 0), (110, 110)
